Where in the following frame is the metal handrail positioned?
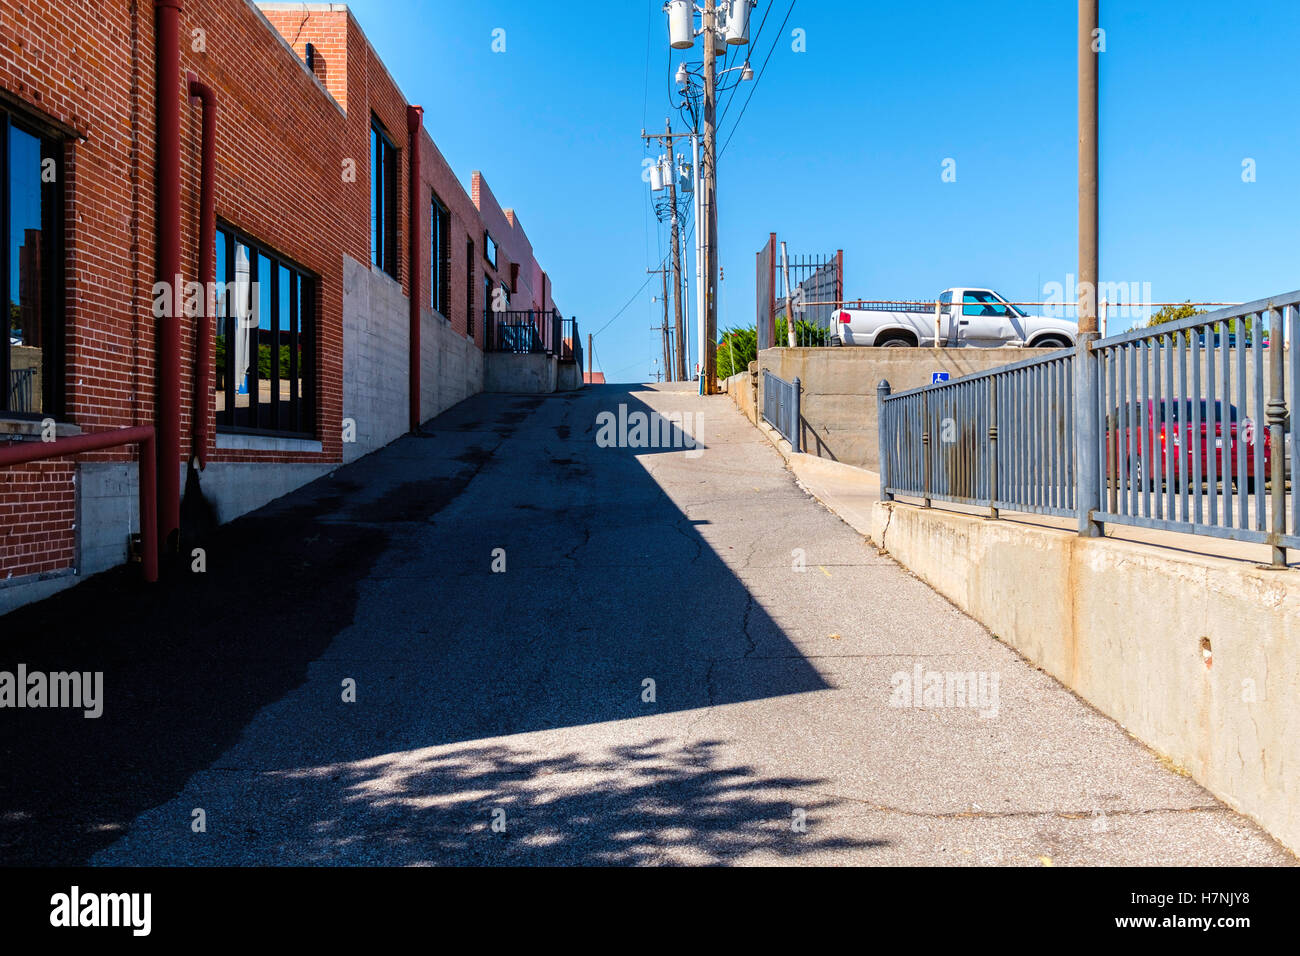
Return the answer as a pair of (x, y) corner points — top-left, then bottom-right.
(762, 370), (801, 453)
(0, 426), (158, 582)
(877, 290), (1298, 566)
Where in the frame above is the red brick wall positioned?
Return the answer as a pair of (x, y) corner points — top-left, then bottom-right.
(0, 461), (74, 578)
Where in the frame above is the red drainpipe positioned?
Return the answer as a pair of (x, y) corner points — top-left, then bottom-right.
(187, 72), (216, 470)
(407, 105), (424, 432)
(155, 0), (183, 554)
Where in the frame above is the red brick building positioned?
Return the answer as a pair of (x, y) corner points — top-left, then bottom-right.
(0, 1), (566, 613)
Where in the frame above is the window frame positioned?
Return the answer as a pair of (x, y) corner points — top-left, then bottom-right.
(214, 222), (318, 439)
(0, 108), (65, 421)
(430, 192), (450, 318)
(484, 231), (497, 270)
(371, 118), (399, 279)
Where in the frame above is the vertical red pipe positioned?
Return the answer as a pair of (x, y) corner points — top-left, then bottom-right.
(139, 430), (159, 583)
(407, 105), (424, 432)
(155, 0), (183, 554)
(187, 72), (216, 469)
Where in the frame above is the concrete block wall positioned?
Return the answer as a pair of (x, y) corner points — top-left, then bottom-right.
(342, 255), (412, 462)
(485, 354), (558, 394)
(421, 310), (485, 422)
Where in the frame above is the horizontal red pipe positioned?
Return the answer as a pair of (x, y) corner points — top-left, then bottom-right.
(187, 72), (217, 469)
(0, 427), (158, 583)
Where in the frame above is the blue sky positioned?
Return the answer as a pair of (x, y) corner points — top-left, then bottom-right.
(343, 0), (1300, 382)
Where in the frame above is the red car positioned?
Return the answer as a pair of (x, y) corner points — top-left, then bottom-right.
(1108, 399), (1272, 492)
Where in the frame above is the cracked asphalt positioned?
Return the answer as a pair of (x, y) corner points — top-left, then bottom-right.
(4, 383), (1293, 865)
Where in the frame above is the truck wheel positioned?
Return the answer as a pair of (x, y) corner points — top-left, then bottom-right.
(877, 334), (916, 348)
(1032, 336), (1072, 349)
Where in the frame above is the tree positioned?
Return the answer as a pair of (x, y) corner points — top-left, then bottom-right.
(1145, 301), (1250, 341)
(1145, 302), (1204, 328)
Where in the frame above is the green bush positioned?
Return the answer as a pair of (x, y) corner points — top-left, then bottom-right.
(717, 326), (757, 379)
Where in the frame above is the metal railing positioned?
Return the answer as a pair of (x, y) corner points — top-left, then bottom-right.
(485, 310), (550, 354)
(762, 369), (801, 452)
(485, 310), (580, 370)
(9, 368), (36, 413)
(878, 290), (1298, 566)
(879, 349), (1075, 518)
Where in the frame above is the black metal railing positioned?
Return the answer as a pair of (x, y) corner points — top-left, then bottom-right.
(486, 310), (581, 371)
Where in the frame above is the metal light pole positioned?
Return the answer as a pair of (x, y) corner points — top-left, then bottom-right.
(1075, 0), (1104, 539)
(1078, 0), (1099, 335)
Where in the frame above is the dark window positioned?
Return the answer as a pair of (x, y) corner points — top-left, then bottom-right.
(483, 274), (493, 334)
(465, 238), (475, 336)
(371, 120), (398, 277)
(1, 111), (63, 419)
(214, 225), (316, 436)
(484, 231), (497, 270)
(431, 193), (450, 317)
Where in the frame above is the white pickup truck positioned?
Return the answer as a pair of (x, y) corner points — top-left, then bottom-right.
(830, 288), (1078, 348)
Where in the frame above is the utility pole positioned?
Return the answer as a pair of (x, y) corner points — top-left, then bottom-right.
(701, 0), (719, 394)
(587, 332), (593, 382)
(663, 0), (752, 389)
(649, 267), (673, 382)
(666, 119), (687, 382)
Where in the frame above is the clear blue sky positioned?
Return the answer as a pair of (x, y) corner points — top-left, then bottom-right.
(342, 0), (1300, 382)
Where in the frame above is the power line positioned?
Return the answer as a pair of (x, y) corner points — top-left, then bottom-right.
(718, 0), (797, 161)
(718, 0), (775, 128)
(593, 215), (696, 341)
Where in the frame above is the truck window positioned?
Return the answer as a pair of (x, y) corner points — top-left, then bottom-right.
(963, 291), (1009, 317)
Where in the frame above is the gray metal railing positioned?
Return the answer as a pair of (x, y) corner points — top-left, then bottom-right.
(878, 289), (1298, 566)
(762, 369), (801, 452)
(8, 368), (36, 413)
(879, 349), (1075, 518)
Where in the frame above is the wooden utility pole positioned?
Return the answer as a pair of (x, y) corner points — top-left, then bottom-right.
(649, 267), (673, 382)
(587, 332), (593, 381)
(701, 0), (718, 393)
(665, 119), (687, 381)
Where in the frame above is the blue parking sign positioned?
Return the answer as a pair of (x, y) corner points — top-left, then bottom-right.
(932, 372), (950, 384)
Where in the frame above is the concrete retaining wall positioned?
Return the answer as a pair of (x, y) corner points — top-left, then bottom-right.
(871, 500), (1300, 853)
(723, 364), (759, 425)
(485, 353), (558, 393)
(421, 309), (485, 422)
